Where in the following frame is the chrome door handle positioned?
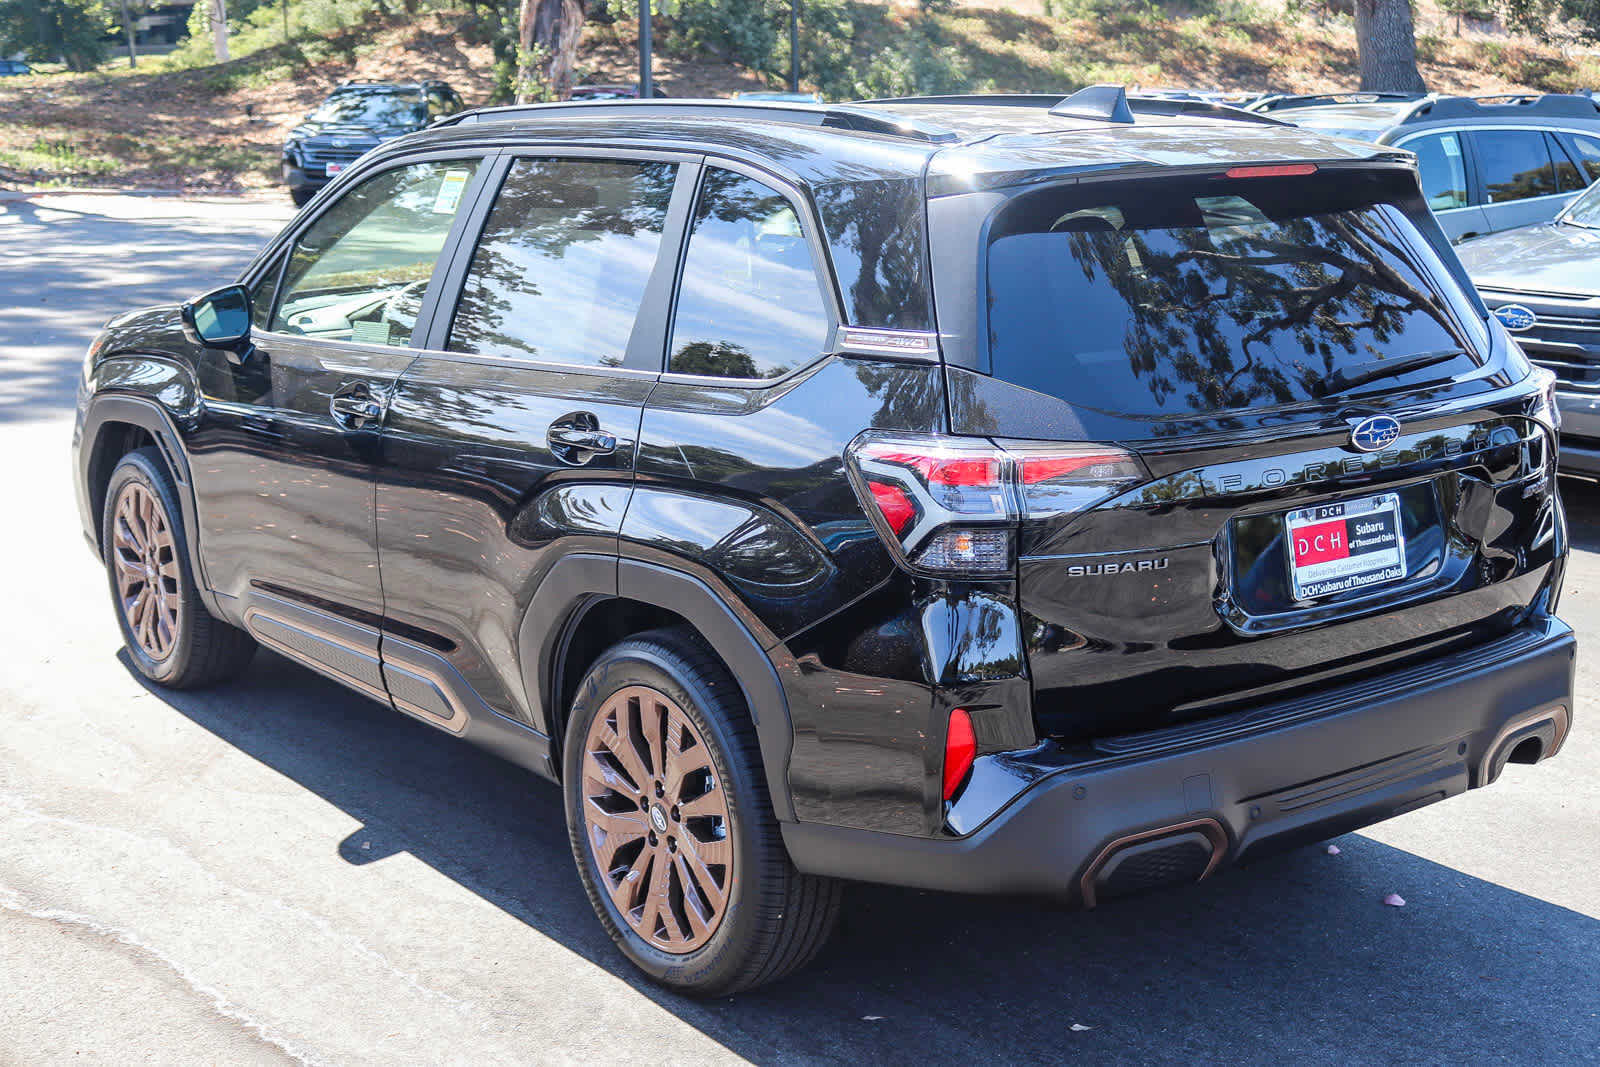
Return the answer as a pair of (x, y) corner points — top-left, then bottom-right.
(547, 425), (617, 454)
(330, 387), (385, 428)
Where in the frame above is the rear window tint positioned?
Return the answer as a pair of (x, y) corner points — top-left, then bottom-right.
(985, 175), (1482, 418)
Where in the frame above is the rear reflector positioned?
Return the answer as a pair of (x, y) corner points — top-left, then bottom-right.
(1224, 163), (1318, 178)
(943, 708), (976, 801)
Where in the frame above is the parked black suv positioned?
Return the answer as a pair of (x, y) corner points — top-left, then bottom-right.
(281, 80), (464, 205)
(75, 88), (1575, 995)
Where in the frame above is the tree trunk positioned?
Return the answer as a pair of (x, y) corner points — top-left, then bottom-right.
(517, 0), (585, 102)
(210, 0), (230, 63)
(1354, 0), (1426, 93)
(120, 0), (139, 67)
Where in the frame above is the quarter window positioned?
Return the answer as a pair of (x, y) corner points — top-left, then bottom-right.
(1472, 129), (1559, 203)
(270, 160), (479, 346)
(668, 168), (831, 380)
(447, 158), (677, 368)
(1567, 134), (1600, 183)
(1405, 132), (1468, 211)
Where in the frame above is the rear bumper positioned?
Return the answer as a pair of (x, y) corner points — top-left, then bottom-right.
(783, 616), (1575, 902)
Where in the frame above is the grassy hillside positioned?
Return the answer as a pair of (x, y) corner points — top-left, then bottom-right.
(4, 0), (1599, 192)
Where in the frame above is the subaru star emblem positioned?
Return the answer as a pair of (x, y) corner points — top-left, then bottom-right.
(1349, 414), (1402, 453)
(331, 137), (348, 148)
(1493, 304), (1537, 332)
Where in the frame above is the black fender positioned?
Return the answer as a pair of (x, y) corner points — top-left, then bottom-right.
(517, 554), (797, 822)
(76, 390), (225, 621)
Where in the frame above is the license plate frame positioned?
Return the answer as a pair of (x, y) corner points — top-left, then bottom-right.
(1284, 492), (1408, 602)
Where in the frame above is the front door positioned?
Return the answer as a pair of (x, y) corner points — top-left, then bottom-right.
(189, 156), (489, 645)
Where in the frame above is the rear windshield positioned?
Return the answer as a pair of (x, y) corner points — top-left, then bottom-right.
(986, 173), (1484, 418)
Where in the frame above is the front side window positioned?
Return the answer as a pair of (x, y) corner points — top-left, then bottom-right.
(270, 160), (479, 346)
(1404, 132), (1468, 211)
(447, 158), (677, 367)
(1473, 129), (1559, 203)
(667, 168), (831, 380)
(986, 173), (1482, 420)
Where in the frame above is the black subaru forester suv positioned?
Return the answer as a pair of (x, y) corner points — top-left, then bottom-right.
(73, 88), (1575, 995)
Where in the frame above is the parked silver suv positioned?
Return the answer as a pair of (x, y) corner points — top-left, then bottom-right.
(1252, 93), (1600, 242)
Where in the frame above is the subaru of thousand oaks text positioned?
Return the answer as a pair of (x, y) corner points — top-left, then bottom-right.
(72, 86), (1575, 995)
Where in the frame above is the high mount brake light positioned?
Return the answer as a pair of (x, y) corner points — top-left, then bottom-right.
(1224, 163), (1318, 178)
(845, 433), (1149, 577)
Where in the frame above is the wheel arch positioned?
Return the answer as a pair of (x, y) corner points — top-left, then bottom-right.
(518, 555), (797, 821)
(78, 393), (222, 619)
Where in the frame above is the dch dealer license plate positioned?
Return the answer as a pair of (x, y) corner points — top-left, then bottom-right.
(1285, 492), (1408, 601)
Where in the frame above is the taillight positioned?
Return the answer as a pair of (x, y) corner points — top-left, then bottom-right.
(845, 432), (1148, 577)
(942, 708), (976, 802)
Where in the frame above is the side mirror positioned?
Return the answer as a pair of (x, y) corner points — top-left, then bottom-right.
(181, 285), (254, 358)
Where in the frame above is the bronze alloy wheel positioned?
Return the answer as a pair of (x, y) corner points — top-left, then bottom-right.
(110, 480), (183, 661)
(581, 684), (733, 953)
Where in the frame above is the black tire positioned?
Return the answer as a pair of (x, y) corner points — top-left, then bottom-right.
(102, 448), (256, 689)
(289, 186), (314, 207)
(563, 626), (841, 996)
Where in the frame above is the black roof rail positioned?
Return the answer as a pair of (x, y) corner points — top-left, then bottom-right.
(433, 88), (1289, 139)
(1248, 91), (1427, 113)
(1398, 93), (1600, 123)
(432, 98), (964, 142)
(857, 88), (1288, 126)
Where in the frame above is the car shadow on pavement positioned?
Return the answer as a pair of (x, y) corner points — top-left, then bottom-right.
(120, 647), (1600, 1064)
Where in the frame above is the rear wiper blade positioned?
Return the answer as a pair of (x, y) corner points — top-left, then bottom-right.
(1319, 349), (1464, 398)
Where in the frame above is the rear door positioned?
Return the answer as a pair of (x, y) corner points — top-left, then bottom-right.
(1469, 128), (1581, 232)
(375, 150), (695, 731)
(939, 166), (1561, 743)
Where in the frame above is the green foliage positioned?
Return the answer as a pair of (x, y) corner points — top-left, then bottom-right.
(0, 0), (115, 71)
(0, 136), (120, 178)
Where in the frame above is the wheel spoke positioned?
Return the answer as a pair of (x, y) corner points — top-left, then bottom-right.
(641, 851), (684, 945)
(594, 711), (649, 793)
(584, 747), (642, 801)
(678, 789), (724, 819)
(607, 844), (652, 918)
(681, 832), (731, 893)
(638, 695), (667, 780)
(664, 728), (712, 802)
(674, 852), (717, 940)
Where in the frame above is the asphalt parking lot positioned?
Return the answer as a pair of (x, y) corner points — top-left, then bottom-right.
(2, 193), (1597, 1065)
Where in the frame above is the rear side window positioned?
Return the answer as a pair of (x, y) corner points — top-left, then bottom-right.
(667, 167), (831, 380)
(1472, 130), (1559, 203)
(448, 158), (676, 367)
(985, 174), (1482, 418)
(1403, 132), (1468, 211)
(271, 160), (480, 346)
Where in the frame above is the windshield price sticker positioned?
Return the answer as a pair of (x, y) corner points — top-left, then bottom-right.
(1285, 492), (1408, 601)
